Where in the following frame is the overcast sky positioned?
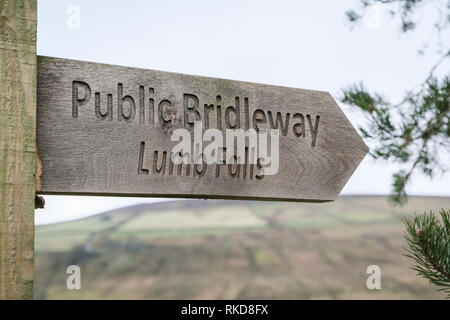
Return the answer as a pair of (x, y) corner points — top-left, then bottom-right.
(35, 0), (450, 225)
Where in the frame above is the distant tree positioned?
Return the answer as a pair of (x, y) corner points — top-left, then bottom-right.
(403, 209), (450, 297)
(341, 0), (450, 205)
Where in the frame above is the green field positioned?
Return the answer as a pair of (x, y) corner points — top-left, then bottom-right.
(35, 196), (450, 299)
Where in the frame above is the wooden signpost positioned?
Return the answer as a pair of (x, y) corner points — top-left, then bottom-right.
(1, 1), (368, 299)
(36, 57), (368, 202)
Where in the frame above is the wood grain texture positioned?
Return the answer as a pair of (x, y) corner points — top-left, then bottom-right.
(37, 56), (368, 202)
(0, 0), (36, 300)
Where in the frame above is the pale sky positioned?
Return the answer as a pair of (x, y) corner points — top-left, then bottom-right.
(35, 0), (450, 225)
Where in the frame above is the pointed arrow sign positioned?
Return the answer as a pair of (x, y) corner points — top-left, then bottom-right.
(36, 56), (368, 202)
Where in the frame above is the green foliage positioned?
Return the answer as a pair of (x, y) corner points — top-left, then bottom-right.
(403, 209), (450, 297)
(342, 77), (450, 205)
(342, 0), (450, 205)
(345, 0), (450, 34)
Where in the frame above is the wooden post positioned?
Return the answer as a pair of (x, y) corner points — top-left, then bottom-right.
(0, 0), (37, 300)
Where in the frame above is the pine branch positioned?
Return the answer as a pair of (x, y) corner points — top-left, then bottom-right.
(341, 77), (450, 205)
(402, 209), (450, 298)
(342, 0), (450, 205)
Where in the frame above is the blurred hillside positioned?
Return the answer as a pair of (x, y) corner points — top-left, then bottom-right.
(35, 196), (450, 299)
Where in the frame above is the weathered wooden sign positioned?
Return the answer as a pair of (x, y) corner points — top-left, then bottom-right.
(36, 56), (368, 202)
